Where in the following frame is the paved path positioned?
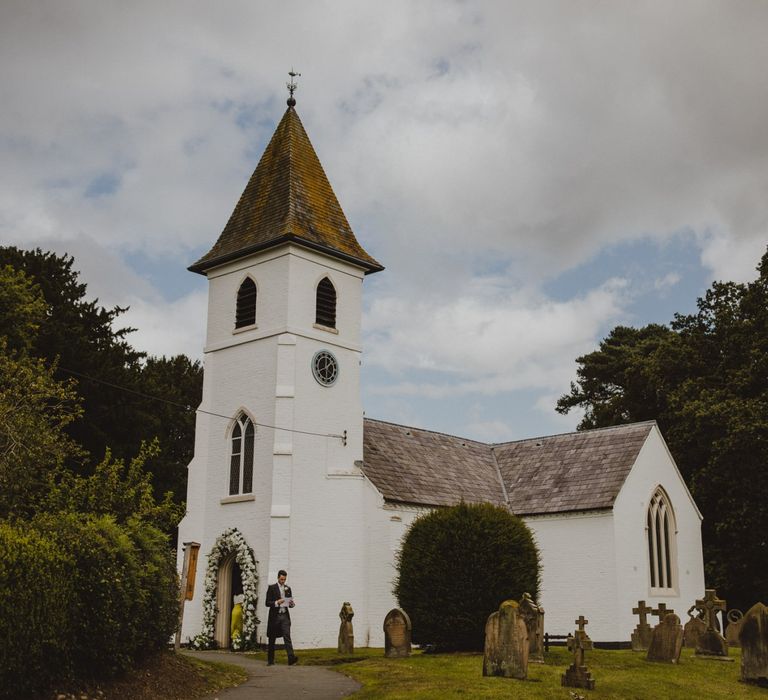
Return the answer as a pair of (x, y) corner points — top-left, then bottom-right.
(183, 650), (361, 700)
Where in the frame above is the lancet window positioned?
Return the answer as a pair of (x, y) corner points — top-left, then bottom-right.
(647, 488), (676, 591)
(229, 413), (255, 495)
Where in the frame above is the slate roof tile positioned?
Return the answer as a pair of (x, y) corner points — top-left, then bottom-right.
(362, 418), (654, 515)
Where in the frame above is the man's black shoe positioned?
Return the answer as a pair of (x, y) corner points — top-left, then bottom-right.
(267, 662), (275, 666)
(288, 656), (299, 666)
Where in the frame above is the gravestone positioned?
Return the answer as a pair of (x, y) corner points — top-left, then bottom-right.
(483, 600), (529, 680)
(518, 592), (545, 663)
(739, 602), (768, 685)
(725, 609), (744, 648)
(631, 600), (654, 651)
(337, 602), (354, 654)
(383, 608), (412, 658)
(652, 603), (675, 623)
(683, 606), (707, 649)
(561, 616), (596, 690)
(694, 589), (728, 657)
(646, 613), (683, 663)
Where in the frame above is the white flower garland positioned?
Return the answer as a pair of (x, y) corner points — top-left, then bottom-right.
(195, 528), (260, 649)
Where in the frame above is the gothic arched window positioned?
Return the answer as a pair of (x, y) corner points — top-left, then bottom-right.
(647, 488), (677, 591)
(315, 277), (336, 329)
(235, 277), (257, 329)
(229, 413), (255, 495)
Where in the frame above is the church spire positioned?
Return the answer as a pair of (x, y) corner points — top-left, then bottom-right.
(190, 84), (382, 275)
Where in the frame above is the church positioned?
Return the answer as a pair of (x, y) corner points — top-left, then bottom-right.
(177, 93), (705, 649)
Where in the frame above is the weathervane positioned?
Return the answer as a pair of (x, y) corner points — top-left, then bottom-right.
(287, 69), (301, 107)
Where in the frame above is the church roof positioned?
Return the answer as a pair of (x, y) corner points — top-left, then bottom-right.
(362, 419), (507, 508)
(190, 106), (382, 275)
(362, 419), (655, 515)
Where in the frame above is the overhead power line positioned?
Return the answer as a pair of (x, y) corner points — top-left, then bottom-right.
(58, 366), (347, 443)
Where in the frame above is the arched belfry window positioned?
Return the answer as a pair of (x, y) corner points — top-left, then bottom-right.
(315, 277), (336, 329)
(235, 277), (257, 329)
(229, 413), (255, 495)
(647, 488), (677, 591)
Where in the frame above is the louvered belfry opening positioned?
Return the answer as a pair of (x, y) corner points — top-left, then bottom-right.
(315, 277), (336, 328)
(235, 277), (257, 328)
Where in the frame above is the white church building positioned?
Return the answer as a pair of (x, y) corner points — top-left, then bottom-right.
(177, 98), (705, 649)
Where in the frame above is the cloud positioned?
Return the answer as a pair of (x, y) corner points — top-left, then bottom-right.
(2, 1), (767, 437)
(364, 276), (628, 397)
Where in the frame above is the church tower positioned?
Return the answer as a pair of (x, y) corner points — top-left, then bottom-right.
(178, 89), (383, 648)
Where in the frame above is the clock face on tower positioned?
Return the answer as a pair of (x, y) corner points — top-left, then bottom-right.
(312, 350), (339, 386)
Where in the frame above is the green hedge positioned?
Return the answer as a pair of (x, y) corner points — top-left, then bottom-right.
(394, 502), (540, 651)
(0, 514), (179, 698)
(0, 522), (74, 697)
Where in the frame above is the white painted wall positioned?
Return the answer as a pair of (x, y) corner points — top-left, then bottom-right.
(523, 511), (619, 640)
(612, 425), (705, 639)
(179, 243), (376, 648)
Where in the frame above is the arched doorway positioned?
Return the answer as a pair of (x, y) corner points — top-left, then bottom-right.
(200, 528), (259, 649)
(214, 555), (244, 648)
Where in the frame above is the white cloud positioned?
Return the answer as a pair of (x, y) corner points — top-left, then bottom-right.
(1, 0), (767, 432)
(365, 276), (628, 397)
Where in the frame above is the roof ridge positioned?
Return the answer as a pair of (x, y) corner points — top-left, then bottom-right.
(490, 420), (657, 448)
(363, 416), (490, 446)
(364, 416), (657, 448)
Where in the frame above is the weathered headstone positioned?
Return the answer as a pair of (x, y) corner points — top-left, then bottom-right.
(683, 606), (707, 649)
(483, 600), (529, 680)
(383, 608), (412, 658)
(647, 613), (683, 663)
(725, 609), (744, 648)
(518, 592), (545, 663)
(739, 602), (768, 685)
(631, 600), (654, 651)
(561, 616), (596, 690)
(337, 602), (354, 654)
(694, 589), (728, 657)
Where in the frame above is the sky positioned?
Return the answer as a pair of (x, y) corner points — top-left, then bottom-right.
(1, 1), (767, 442)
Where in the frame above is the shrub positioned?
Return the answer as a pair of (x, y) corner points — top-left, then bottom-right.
(32, 513), (179, 679)
(0, 521), (74, 698)
(394, 502), (540, 651)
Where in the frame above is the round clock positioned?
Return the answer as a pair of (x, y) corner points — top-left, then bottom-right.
(312, 350), (339, 386)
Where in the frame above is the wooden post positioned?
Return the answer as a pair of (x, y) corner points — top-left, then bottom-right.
(175, 541), (201, 652)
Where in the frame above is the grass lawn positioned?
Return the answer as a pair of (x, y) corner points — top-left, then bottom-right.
(249, 646), (765, 699)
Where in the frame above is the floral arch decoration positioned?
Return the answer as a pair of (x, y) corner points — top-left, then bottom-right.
(196, 528), (260, 649)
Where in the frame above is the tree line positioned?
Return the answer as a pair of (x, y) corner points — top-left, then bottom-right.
(0, 246), (199, 696)
(557, 247), (768, 611)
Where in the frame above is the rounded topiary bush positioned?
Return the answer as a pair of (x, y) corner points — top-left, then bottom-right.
(394, 502), (540, 651)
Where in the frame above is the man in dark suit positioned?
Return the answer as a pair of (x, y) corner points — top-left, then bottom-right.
(265, 569), (298, 665)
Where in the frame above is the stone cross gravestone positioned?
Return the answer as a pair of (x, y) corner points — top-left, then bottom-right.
(725, 609), (744, 648)
(647, 613), (684, 663)
(694, 589), (729, 657)
(337, 602), (354, 654)
(483, 600), (529, 680)
(561, 616), (596, 690)
(683, 606), (707, 649)
(652, 603), (675, 623)
(383, 608), (412, 658)
(631, 600), (654, 651)
(739, 602), (768, 685)
(518, 592), (545, 663)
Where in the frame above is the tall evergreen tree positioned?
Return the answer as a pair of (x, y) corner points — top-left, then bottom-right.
(0, 247), (202, 504)
(558, 248), (768, 610)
